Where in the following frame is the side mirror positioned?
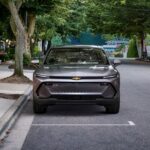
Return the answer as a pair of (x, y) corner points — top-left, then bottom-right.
(113, 59), (121, 67)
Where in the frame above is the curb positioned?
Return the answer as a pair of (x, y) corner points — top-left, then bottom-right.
(0, 85), (32, 140)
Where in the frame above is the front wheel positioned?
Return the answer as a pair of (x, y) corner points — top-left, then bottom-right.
(33, 100), (47, 114)
(105, 99), (120, 114)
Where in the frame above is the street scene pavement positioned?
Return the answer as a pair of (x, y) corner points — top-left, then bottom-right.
(0, 65), (33, 139)
(1, 1), (150, 150)
(0, 64), (150, 150)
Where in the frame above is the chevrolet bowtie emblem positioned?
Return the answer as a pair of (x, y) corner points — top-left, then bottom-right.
(72, 77), (81, 80)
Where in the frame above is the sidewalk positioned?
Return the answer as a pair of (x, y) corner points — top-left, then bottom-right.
(0, 68), (33, 140)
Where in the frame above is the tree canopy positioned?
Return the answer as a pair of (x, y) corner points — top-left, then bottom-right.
(87, 0), (150, 34)
(36, 0), (90, 41)
(86, 0), (150, 57)
(0, 0), (150, 77)
(0, 0), (75, 76)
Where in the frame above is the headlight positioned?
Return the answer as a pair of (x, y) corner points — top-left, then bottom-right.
(103, 74), (118, 79)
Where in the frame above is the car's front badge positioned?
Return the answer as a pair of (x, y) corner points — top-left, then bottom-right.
(72, 77), (81, 80)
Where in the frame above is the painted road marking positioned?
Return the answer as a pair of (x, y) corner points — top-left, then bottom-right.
(32, 121), (136, 127)
(128, 121), (135, 126)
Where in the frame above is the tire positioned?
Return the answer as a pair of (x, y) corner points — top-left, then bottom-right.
(105, 99), (120, 114)
(33, 100), (47, 114)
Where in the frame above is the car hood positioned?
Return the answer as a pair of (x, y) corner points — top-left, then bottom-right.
(35, 65), (118, 77)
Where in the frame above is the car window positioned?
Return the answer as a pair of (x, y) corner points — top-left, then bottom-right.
(44, 48), (109, 65)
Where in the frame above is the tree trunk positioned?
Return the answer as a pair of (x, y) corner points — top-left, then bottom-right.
(42, 39), (46, 55)
(1, 0), (36, 76)
(46, 40), (51, 51)
(24, 13), (36, 55)
(10, 11), (36, 55)
(7, 0), (25, 76)
(135, 37), (141, 58)
(15, 31), (25, 76)
(28, 13), (36, 38)
(25, 33), (31, 54)
(30, 38), (35, 56)
(141, 34), (144, 57)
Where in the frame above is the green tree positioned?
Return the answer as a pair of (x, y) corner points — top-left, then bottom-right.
(0, 3), (14, 40)
(0, 0), (70, 76)
(35, 0), (89, 49)
(87, 0), (150, 58)
(35, 1), (71, 53)
(127, 37), (139, 58)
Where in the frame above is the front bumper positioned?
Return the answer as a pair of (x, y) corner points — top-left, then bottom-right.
(33, 94), (119, 105)
(33, 76), (120, 105)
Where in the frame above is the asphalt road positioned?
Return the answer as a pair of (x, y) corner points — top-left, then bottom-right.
(1, 64), (150, 150)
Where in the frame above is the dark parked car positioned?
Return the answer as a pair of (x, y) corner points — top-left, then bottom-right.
(33, 45), (120, 114)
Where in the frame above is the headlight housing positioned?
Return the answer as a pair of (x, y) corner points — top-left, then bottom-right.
(103, 74), (118, 79)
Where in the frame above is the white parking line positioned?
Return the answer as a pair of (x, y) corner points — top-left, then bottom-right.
(32, 121), (136, 127)
(128, 121), (136, 126)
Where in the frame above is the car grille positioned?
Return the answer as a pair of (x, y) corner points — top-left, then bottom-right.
(47, 83), (108, 93)
(37, 82), (116, 99)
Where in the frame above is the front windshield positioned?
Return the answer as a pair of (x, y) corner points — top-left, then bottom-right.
(44, 48), (109, 65)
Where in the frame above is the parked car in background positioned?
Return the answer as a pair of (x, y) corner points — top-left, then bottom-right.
(33, 45), (120, 114)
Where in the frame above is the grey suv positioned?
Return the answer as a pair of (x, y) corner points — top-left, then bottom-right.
(33, 45), (120, 114)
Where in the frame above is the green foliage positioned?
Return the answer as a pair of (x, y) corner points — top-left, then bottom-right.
(113, 44), (125, 58)
(87, 0), (150, 36)
(35, 0), (71, 40)
(64, 36), (71, 45)
(127, 38), (139, 58)
(35, 0), (89, 41)
(0, 48), (15, 61)
(114, 52), (123, 58)
(63, 0), (89, 36)
(102, 34), (116, 41)
(116, 44), (125, 52)
(86, 0), (150, 58)
(51, 35), (63, 46)
(2, 54), (9, 61)
(7, 47), (15, 60)
(0, 3), (13, 39)
(22, 0), (64, 15)
(32, 46), (40, 58)
(145, 34), (150, 45)
(113, 46), (124, 58)
(23, 53), (31, 66)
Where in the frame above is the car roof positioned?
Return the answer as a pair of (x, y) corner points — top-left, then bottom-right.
(51, 45), (104, 49)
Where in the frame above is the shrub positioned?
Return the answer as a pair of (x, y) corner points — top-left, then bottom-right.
(23, 53), (31, 66)
(3, 54), (9, 61)
(127, 38), (139, 58)
(1, 48), (15, 61)
(7, 48), (15, 59)
(32, 46), (40, 58)
(115, 44), (125, 52)
(113, 52), (123, 57)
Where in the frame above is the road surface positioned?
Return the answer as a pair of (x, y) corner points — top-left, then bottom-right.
(1, 64), (150, 150)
